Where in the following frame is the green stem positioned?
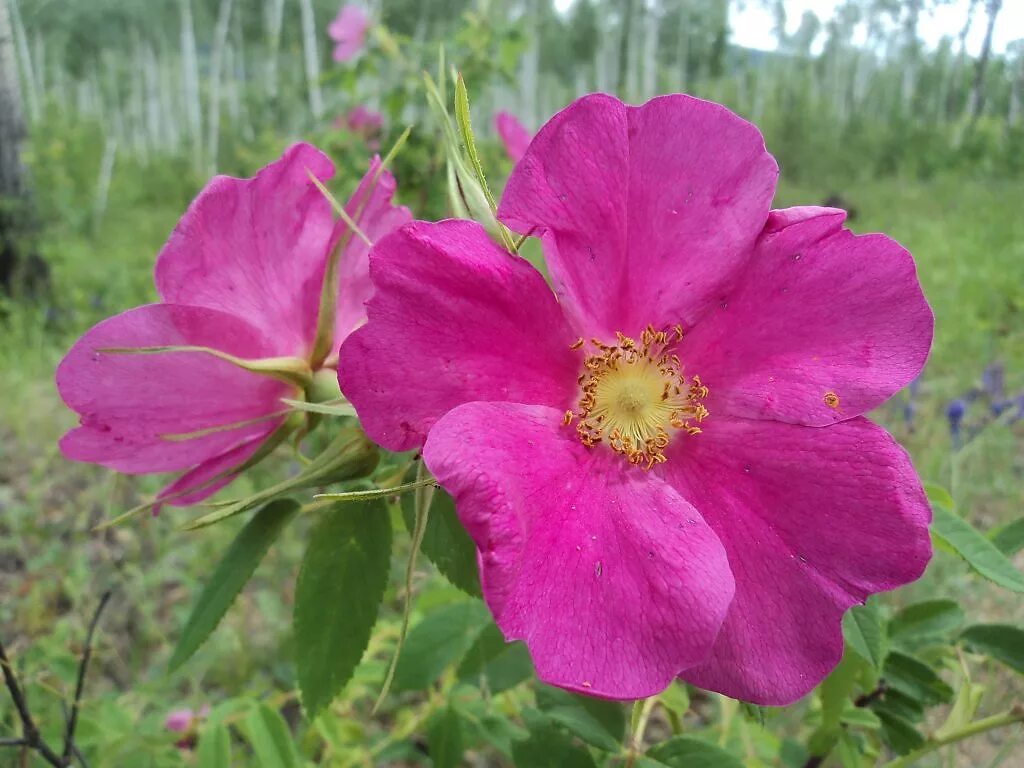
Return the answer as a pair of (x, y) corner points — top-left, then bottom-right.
(625, 697), (658, 767)
(881, 708), (1024, 768)
(372, 462), (433, 713)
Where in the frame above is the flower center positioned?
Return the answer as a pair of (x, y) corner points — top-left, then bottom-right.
(565, 325), (708, 469)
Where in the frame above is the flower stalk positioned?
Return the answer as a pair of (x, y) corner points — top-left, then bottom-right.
(880, 707), (1024, 768)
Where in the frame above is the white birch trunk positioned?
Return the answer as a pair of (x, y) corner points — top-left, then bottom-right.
(265, 0), (285, 101)
(8, 0), (35, 120)
(180, 0), (203, 168)
(207, 0), (235, 173)
(298, 0), (324, 120)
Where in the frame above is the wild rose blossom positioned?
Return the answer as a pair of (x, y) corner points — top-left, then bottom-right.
(494, 111), (531, 163)
(328, 4), (370, 63)
(337, 105), (384, 151)
(339, 93), (934, 703)
(57, 144), (410, 509)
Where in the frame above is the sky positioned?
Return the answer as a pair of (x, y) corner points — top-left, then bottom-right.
(730, 0), (1023, 56)
(552, 0), (1023, 56)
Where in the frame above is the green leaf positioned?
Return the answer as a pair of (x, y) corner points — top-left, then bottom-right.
(883, 651), (954, 706)
(888, 599), (964, 646)
(990, 517), (1024, 556)
(456, 622), (534, 694)
(835, 730), (872, 768)
(843, 602), (886, 671)
(960, 624), (1024, 674)
(646, 736), (745, 768)
(393, 600), (490, 691)
(169, 499), (299, 671)
(427, 705), (465, 768)
(658, 681), (690, 720)
(401, 487), (481, 596)
(244, 704), (299, 768)
(875, 710), (924, 755)
(511, 709), (598, 768)
(196, 722), (231, 768)
(821, 652), (860, 726)
(927, 493), (1024, 593)
(294, 500), (392, 718)
(840, 704), (882, 730)
(461, 711), (528, 758)
(535, 685), (626, 752)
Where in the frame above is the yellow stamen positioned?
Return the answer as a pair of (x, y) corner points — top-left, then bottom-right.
(568, 325), (708, 468)
(824, 391), (841, 409)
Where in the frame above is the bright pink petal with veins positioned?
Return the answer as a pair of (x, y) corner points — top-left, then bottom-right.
(333, 157), (412, 344)
(660, 416), (932, 705)
(155, 143), (336, 357)
(680, 206), (934, 425)
(498, 93), (778, 338)
(424, 401), (735, 700)
(495, 111), (532, 163)
(57, 304), (290, 474)
(338, 220), (580, 452)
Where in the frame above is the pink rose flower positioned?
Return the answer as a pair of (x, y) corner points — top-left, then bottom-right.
(328, 4), (369, 63)
(345, 105), (383, 135)
(339, 94), (934, 704)
(494, 111), (532, 163)
(57, 144), (410, 510)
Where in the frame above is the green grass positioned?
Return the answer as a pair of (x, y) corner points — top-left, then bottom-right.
(2, 153), (1023, 766)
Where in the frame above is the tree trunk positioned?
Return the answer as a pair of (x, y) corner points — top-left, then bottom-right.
(180, 0), (203, 169)
(616, 0), (636, 96)
(0, 0), (40, 294)
(298, 0), (323, 121)
(967, 0), (1002, 123)
(206, 0), (235, 173)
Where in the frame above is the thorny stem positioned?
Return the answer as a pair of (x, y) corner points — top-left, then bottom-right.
(880, 707), (1024, 768)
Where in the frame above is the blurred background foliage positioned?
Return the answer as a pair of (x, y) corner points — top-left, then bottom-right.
(1, 0), (1023, 766)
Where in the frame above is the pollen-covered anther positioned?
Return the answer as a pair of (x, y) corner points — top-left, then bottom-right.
(568, 324), (708, 468)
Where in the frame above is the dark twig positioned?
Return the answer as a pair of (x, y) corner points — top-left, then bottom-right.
(2, 590), (114, 767)
(0, 638), (64, 766)
(61, 591), (112, 764)
(854, 681), (888, 708)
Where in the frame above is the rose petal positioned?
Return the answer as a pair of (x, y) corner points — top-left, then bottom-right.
(424, 401), (735, 700)
(328, 4), (369, 62)
(333, 157), (413, 344)
(495, 111), (532, 163)
(661, 416), (932, 704)
(57, 304), (290, 473)
(154, 143), (336, 357)
(680, 206), (934, 425)
(338, 220), (581, 452)
(498, 93), (778, 338)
